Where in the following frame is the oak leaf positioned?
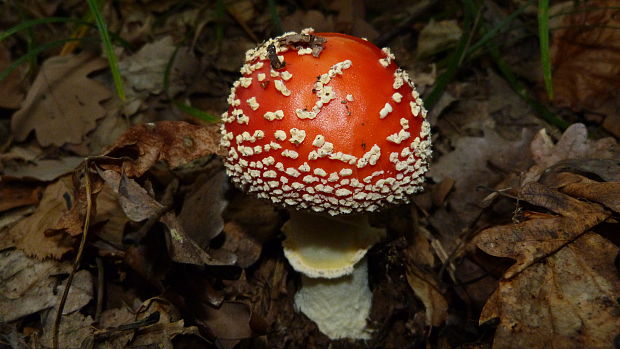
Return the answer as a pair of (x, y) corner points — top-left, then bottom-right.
(11, 52), (111, 146)
(475, 179), (620, 348)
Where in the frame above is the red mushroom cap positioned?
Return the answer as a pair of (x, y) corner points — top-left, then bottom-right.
(220, 29), (432, 215)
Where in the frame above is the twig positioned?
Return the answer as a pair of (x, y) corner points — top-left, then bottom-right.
(95, 256), (104, 324)
(53, 159), (94, 349)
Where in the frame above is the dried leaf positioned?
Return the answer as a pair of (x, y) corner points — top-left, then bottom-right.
(2, 157), (84, 182)
(9, 177), (76, 259)
(94, 183), (130, 245)
(551, 0), (620, 112)
(429, 127), (533, 234)
(542, 172), (620, 213)
(526, 124), (617, 183)
(220, 221), (262, 268)
(118, 36), (176, 95)
(480, 233), (620, 348)
(178, 169), (227, 248)
(131, 298), (203, 349)
(102, 121), (219, 177)
(475, 182), (609, 278)
(0, 182), (41, 212)
(11, 52), (111, 146)
(476, 168), (620, 348)
(405, 265), (448, 327)
(161, 211), (235, 266)
(202, 302), (253, 349)
(0, 249), (93, 322)
(417, 19), (462, 58)
(0, 43), (26, 109)
(40, 311), (94, 349)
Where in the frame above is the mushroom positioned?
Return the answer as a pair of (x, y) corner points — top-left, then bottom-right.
(220, 29), (431, 339)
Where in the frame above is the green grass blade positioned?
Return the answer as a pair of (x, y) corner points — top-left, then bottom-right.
(465, 0), (532, 57)
(538, 0), (554, 99)
(216, 0), (225, 45)
(163, 46), (180, 95)
(86, 0), (125, 101)
(173, 100), (219, 122)
(0, 38), (82, 81)
(484, 34), (568, 129)
(424, 0), (476, 108)
(0, 17), (80, 42)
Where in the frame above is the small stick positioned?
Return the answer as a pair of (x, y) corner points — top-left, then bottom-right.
(53, 159), (94, 349)
(95, 256), (104, 324)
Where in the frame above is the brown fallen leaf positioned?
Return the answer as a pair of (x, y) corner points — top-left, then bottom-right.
(102, 121), (219, 177)
(0, 249), (93, 322)
(475, 174), (620, 347)
(94, 183), (130, 245)
(161, 211), (236, 266)
(525, 123), (617, 183)
(405, 264), (448, 327)
(99, 169), (163, 222)
(131, 297), (204, 349)
(0, 181), (41, 212)
(429, 126), (534, 239)
(475, 181), (610, 278)
(0, 43), (26, 109)
(40, 311), (94, 349)
(550, 0), (620, 136)
(220, 221), (262, 268)
(11, 51), (112, 146)
(201, 302), (253, 349)
(480, 232), (620, 348)
(178, 169), (228, 248)
(2, 156), (84, 182)
(416, 19), (462, 59)
(543, 172), (620, 213)
(9, 177), (76, 259)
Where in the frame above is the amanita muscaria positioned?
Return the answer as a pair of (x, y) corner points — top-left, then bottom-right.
(220, 28), (431, 339)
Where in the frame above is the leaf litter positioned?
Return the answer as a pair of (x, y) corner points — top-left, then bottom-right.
(1, 1), (619, 348)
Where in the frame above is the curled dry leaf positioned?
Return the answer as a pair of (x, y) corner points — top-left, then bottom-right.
(11, 51), (111, 146)
(405, 264), (448, 327)
(161, 211), (236, 266)
(99, 169), (163, 222)
(551, 1), (620, 115)
(178, 169), (227, 248)
(475, 182), (610, 278)
(525, 123), (617, 183)
(102, 121), (219, 178)
(475, 174), (620, 348)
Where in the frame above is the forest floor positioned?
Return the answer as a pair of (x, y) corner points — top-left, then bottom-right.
(0, 0), (619, 348)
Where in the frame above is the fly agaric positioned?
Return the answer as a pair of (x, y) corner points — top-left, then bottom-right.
(220, 29), (431, 339)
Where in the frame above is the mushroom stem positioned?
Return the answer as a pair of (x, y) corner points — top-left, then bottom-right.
(282, 212), (385, 339)
(295, 258), (372, 339)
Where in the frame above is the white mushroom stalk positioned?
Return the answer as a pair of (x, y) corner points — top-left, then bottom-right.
(282, 212), (385, 339)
